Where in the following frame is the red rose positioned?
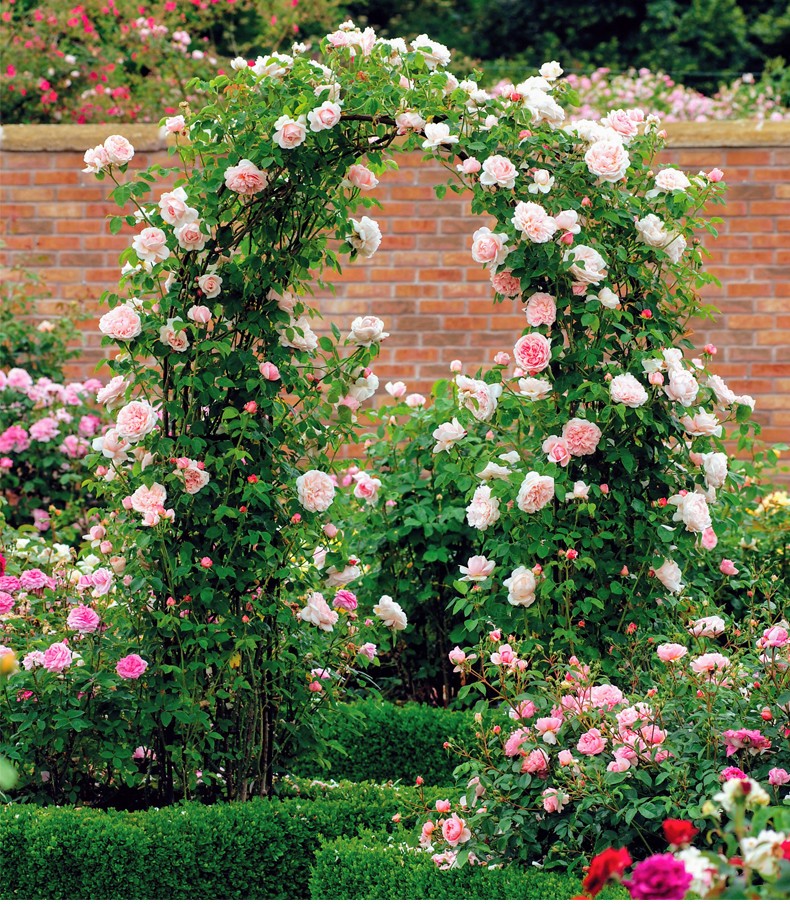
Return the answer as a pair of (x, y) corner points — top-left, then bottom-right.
(583, 847), (633, 896)
(663, 818), (699, 846)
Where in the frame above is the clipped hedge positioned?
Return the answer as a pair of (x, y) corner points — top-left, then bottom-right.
(301, 700), (475, 785)
(310, 833), (630, 900)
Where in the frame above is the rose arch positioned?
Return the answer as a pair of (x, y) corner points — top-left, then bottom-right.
(80, 21), (759, 806)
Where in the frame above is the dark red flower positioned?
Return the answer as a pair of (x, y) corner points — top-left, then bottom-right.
(663, 818), (699, 846)
(583, 847), (633, 896)
(781, 840), (790, 861)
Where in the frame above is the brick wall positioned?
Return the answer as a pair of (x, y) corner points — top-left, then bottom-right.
(1, 122), (789, 449)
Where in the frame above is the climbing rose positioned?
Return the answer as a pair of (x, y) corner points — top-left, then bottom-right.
(296, 470), (335, 513)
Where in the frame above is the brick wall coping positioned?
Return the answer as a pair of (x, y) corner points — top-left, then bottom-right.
(1, 120), (789, 152)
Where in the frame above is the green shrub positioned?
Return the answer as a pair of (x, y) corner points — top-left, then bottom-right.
(300, 700), (476, 785)
(309, 832), (630, 900)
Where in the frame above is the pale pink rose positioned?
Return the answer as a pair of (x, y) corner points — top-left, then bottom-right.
(720, 559), (739, 576)
(769, 768), (790, 786)
(373, 595), (407, 630)
(224, 159), (269, 195)
(528, 168), (555, 194)
(441, 815), (471, 847)
(165, 115), (186, 134)
(562, 418), (601, 456)
(509, 700), (537, 720)
(542, 788), (569, 813)
(525, 292), (556, 327)
(158, 188), (198, 226)
(130, 482), (167, 517)
(132, 227), (170, 264)
(513, 333), (552, 372)
(182, 465), (210, 494)
(555, 209), (580, 235)
(490, 643), (515, 666)
(669, 491), (712, 533)
(385, 381), (407, 398)
(680, 409), (721, 437)
(536, 716), (563, 744)
(307, 101), (342, 132)
(159, 319), (190, 352)
(196, 273), (222, 298)
(175, 220), (206, 252)
(518, 377), (552, 400)
(448, 646), (473, 669)
(67, 605), (101, 633)
(557, 749), (575, 767)
(689, 615), (726, 638)
(577, 728), (607, 756)
(603, 109), (639, 138)
(279, 316), (318, 353)
(96, 375), (129, 408)
(273, 114), (307, 149)
(542, 435), (571, 466)
(347, 164), (379, 191)
(405, 393), (426, 408)
(116, 400), (158, 442)
(665, 370), (699, 406)
(517, 472), (555, 513)
(503, 566), (537, 607)
(479, 154), (518, 189)
(522, 749), (550, 775)
(421, 122), (459, 149)
(701, 452), (728, 489)
(585, 139), (630, 182)
(83, 144), (110, 173)
(512, 201), (558, 243)
(657, 643), (687, 662)
(296, 470), (335, 513)
(29, 417), (60, 442)
(298, 591), (338, 632)
(116, 653), (148, 679)
(395, 111), (426, 134)
(6, 367), (32, 390)
(457, 157), (481, 174)
(456, 375), (502, 420)
(465, 485), (501, 530)
(103, 134), (135, 165)
(354, 472), (382, 505)
(459, 555), (496, 581)
(607, 757), (632, 773)
(504, 729), (529, 757)
(610, 373), (648, 408)
(187, 305), (212, 324)
(99, 305), (142, 341)
(90, 568), (113, 596)
(471, 227), (510, 267)
(655, 559), (684, 594)
(44, 641), (73, 673)
(654, 168), (691, 192)
(701, 527), (718, 550)
(564, 245), (608, 284)
(259, 361), (280, 381)
(759, 626), (789, 649)
(347, 315), (388, 346)
(348, 216), (382, 258)
(490, 270), (521, 297)
(689, 651), (730, 677)
(432, 418), (466, 453)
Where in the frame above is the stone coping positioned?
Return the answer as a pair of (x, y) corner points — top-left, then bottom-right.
(1, 120), (789, 152)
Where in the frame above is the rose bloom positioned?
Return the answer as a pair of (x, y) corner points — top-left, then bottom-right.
(273, 114), (307, 148)
(536, 716), (563, 744)
(298, 591), (338, 632)
(67, 605), (101, 633)
(103, 134), (135, 165)
(187, 305), (212, 325)
(459, 555), (496, 582)
(373, 595), (407, 630)
(99, 304), (142, 341)
(0, 592), (14, 615)
(542, 435), (571, 466)
(769, 768), (790, 786)
(689, 615), (726, 638)
(96, 375), (129, 409)
(517, 471), (555, 513)
(466, 484), (501, 530)
(158, 187), (198, 226)
(720, 558), (739, 576)
(333, 590), (358, 612)
(690, 651), (730, 678)
(585, 138), (630, 182)
(354, 472), (382, 505)
(723, 728), (771, 757)
(654, 559), (684, 594)
(610, 373), (648, 408)
(665, 369), (699, 406)
(524, 292), (556, 327)
(562, 418), (601, 456)
(655, 168), (691, 192)
(432, 418), (466, 453)
(181, 464), (210, 495)
(456, 376), (502, 420)
(307, 100), (342, 132)
(657, 643), (688, 662)
(511, 201), (558, 243)
(43, 641), (73, 673)
(224, 159), (268, 195)
(542, 788), (569, 813)
(577, 728), (607, 755)
(279, 316), (318, 353)
(583, 848), (633, 897)
(680, 409), (721, 437)
(513, 333), (552, 372)
(83, 144), (110, 174)
(501, 565), (536, 608)
(174, 220), (206, 253)
(116, 653), (148, 679)
(348, 216), (382, 258)
(296, 470), (335, 512)
(441, 815), (471, 847)
(346, 164), (379, 191)
(636, 213), (669, 247)
(130, 482), (167, 517)
(604, 108), (639, 138)
(196, 272), (222, 299)
(405, 393), (426, 408)
(115, 400), (158, 442)
(165, 115), (186, 134)
(132, 227), (170, 264)
(518, 377), (552, 400)
(625, 853), (693, 901)
(347, 315), (389, 346)
(471, 227), (510, 267)
(479, 154), (518, 189)
(522, 749), (550, 775)
(669, 491), (711, 534)
(564, 245), (608, 284)
(159, 319), (190, 352)
(490, 270), (521, 297)
(421, 122), (459, 149)
(701, 451), (728, 489)
(760, 625), (789, 648)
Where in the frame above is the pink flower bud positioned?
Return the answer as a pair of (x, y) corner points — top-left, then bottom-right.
(121, 496), (133, 510)
(308, 680), (322, 692)
(291, 513), (302, 524)
(259, 361), (280, 381)
(599, 484), (609, 494)
(720, 558), (739, 576)
(200, 557), (213, 568)
(187, 305), (212, 324)
(494, 352), (510, 366)
(99, 541), (113, 554)
(581, 196), (592, 207)
(450, 359), (462, 373)
(703, 344), (717, 355)
(649, 372), (664, 386)
(707, 168), (724, 182)
(566, 549), (578, 560)
(323, 523), (338, 539)
(560, 231), (574, 244)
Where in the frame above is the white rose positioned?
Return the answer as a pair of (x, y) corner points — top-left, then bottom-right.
(374, 595), (408, 630)
(348, 217), (382, 258)
(347, 316), (389, 346)
(503, 566), (537, 607)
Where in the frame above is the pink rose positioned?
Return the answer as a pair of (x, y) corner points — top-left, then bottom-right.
(479, 154), (518, 189)
(585, 139), (630, 182)
(165, 115), (186, 134)
(679, 409), (721, 437)
(610, 373), (648, 408)
(542, 435), (571, 467)
(525, 292), (556, 327)
(196, 273), (222, 298)
(99, 305), (142, 341)
(103, 135), (135, 165)
(654, 168), (691, 192)
(348, 217), (382, 258)
(333, 590), (358, 612)
(259, 362), (280, 381)
(90, 568), (113, 596)
(298, 591), (338, 632)
(522, 749), (550, 774)
(669, 491), (711, 533)
(116, 654), (148, 679)
(459, 555), (496, 581)
(181, 465), (210, 495)
(689, 615), (725, 638)
(347, 164), (379, 191)
(457, 157), (481, 174)
(436, 799), (452, 813)
(577, 728), (607, 756)
(471, 227), (510, 267)
(159, 319), (190, 352)
(132, 227), (170, 264)
(760, 626), (789, 649)
(542, 788), (569, 813)
(511, 201), (558, 243)
(441, 815), (471, 847)
(517, 472), (555, 513)
(689, 652), (730, 678)
(455, 376), (502, 421)
(187, 304), (212, 324)
(564, 244), (607, 284)
(558, 749), (575, 767)
(273, 115), (307, 149)
(296, 470), (335, 512)
(307, 101), (342, 132)
(82, 144), (110, 174)
(224, 159), (269, 195)
(175, 220), (206, 252)
(536, 716), (563, 743)
(354, 472), (382, 505)
(513, 333), (552, 372)
(43, 641), (73, 673)
(707, 168), (724, 182)
(562, 418), (601, 456)
(657, 643), (687, 662)
(432, 418), (466, 453)
(0, 592), (14, 615)
(129, 482), (167, 517)
(158, 188), (197, 226)
(603, 109), (639, 138)
(67, 605), (101, 633)
(769, 768), (790, 786)
(490, 270), (521, 297)
(719, 559), (739, 576)
(96, 376), (129, 409)
(665, 370), (699, 406)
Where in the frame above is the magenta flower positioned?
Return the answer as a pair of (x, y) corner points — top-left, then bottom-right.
(116, 654), (148, 679)
(625, 853), (693, 900)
